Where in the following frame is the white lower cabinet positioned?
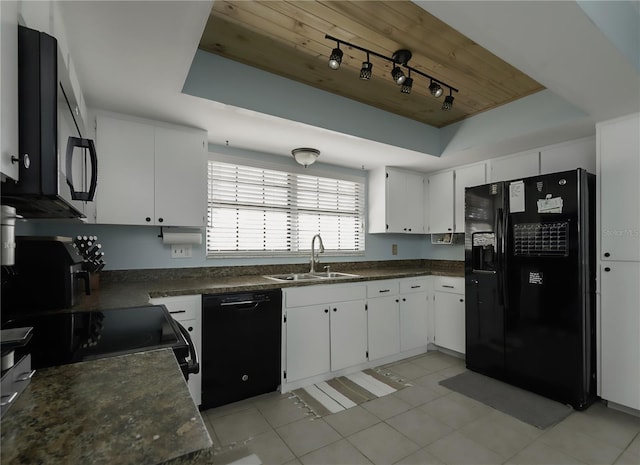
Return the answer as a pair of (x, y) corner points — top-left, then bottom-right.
(283, 283), (367, 385)
(149, 295), (202, 406)
(433, 277), (466, 354)
(367, 280), (401, 361)
(399, 278), (430, 352)
(285, 304), (331, 383)
(599, 261), (640, 411)
(330, 300), (368, 371)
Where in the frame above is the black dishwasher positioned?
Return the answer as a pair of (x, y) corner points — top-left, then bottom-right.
(201, 289), (282, 409)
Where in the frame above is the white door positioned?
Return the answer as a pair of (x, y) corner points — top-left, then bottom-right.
(600, 262), (640, 410)
(330, 300), (368, 371)
(427, 170), (454, 234)
(434, 291), (466, 354)
(285, 305), (330, 383)
(367, 296), (401, 361)
(96, 116), (155, 225)
(0, 0), (19, 181)
(154, 126), (207, 227)
(399, 292), (428, 351)
(599, 114), (640, 262)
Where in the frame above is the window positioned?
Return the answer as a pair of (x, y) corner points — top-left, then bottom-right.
(207, 161), (365, 256)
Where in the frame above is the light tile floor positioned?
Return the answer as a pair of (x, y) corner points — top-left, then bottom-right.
(201, 352), (640, 465)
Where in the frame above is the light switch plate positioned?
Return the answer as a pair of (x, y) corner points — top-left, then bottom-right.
(171, 245), (192, 258)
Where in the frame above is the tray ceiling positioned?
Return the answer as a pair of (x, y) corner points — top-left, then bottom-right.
(199, 0), (545, 128)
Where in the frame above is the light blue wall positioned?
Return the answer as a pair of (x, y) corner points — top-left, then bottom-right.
(19, 143), (439, 270)
(183, 50), (442, 155)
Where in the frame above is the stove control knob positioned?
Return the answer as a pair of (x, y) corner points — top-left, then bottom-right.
(242, 374), (249, 382)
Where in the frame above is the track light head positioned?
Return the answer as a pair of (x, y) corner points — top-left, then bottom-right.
(401, 71), (413, 93)
(429, 81), (443, 98)
(328, 46), (343, 70)
(360, 61), (373, 80)
(391, 66), (406, 85)
(442, 94), (455, 111)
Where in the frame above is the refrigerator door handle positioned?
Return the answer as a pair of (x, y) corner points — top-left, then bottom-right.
(496, 207), (505, 305)
(500, 207), (510, 310)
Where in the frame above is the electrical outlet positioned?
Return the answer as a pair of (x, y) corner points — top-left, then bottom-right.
(171, 245), (192, 258)
(392, 244), (398, 255)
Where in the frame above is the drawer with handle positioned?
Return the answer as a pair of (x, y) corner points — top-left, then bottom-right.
(367, 280), (399, 298)
(433, 276), (464, 294)
(1, 354), (35, 419)
(399, 278), (429, 294)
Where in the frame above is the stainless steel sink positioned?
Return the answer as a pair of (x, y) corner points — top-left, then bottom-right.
(264, 271), (360, 282)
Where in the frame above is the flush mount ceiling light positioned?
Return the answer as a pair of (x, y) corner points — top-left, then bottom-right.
(292, 147), (320, 167)
(325, 35), (458, 111)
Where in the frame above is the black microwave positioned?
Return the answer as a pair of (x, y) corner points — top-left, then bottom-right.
(1, 25), (97, 219)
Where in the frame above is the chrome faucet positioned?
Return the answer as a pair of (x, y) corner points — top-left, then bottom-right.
(310, 234), (325, 273)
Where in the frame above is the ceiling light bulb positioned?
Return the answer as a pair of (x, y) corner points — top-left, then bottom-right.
(360, 61), (373, 80)
(401, 77), (413, 94)
(292, 148), (320, 167)
(328, 47), (343, 70)
(429, 81), (443, 98)
(391, 66), (405, 85)
(442, 94), (455, 111)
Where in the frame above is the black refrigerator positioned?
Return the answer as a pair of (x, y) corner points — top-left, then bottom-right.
(464, 168), (596, 410)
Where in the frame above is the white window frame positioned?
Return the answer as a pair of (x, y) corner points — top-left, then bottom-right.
(206, 154), (366, 258)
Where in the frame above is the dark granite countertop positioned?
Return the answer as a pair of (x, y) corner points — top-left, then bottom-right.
(77, 260), (464, 311)
(1, 349), (213, 465)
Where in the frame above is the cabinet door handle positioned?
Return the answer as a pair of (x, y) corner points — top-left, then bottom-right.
(442, 285), (455, 289)
(333, 308), (337, 312)
(604, 267), (611, 272)
(459, 299), (464, 303)
(324, 309), (329, 313)
(158, 217), (164, 223)
(410, 285), (421, 289)
(604, 252), (610, 257)
(379, 289), (390, 293)
(169, 310), (186, 314)
(0, 392), (18, 407)
(145, 217), (151, 222)
(402, 298), (406, 302)
(188, 326), (193, 332)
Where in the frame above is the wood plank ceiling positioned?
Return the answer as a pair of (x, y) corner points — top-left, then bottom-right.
(199, 1), (544, 128)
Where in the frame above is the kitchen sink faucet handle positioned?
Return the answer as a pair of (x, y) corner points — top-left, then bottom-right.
(324, 265), (330, 274)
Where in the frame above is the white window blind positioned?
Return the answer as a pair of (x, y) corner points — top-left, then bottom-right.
(207, 161), (365, 256)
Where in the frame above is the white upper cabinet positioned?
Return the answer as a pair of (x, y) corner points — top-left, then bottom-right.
(489, 150), (540, 182)
(96, 113), (207, 227)
(540, 137), (596, 175)
(597, 113), (640, 262)
(426, 170), (454, 234)
(454, 163), (486, 233)
(1, 0), (19, 181)
(369, 166), (424, 234)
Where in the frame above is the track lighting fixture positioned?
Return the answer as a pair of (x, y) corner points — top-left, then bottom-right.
(360, 53), (373, 80)
(429, 80), (443, 98)
(442, 90), (455, 111)
(325, 35), (458, 112)
(328, 45), (343, 70)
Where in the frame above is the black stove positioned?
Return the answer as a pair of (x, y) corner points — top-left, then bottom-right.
(2, 305), (198, 379)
